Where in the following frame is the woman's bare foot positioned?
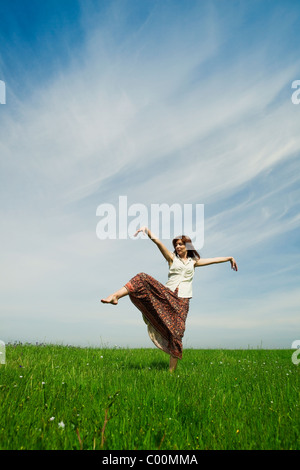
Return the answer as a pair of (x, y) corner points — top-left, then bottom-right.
(101, 295), (118, 305)
(101, 286), (129, 305)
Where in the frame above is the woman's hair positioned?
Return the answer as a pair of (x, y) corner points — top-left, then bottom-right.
(172, 235), (200, 259)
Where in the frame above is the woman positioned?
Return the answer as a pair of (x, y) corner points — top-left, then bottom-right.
(101, 227), (238, 372)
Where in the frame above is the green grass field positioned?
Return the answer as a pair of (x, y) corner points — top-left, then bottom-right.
(0, 344), (299, 450)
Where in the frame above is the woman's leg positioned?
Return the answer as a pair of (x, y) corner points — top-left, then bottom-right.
(169, 355), (178, 372)
(101, 286), (129, 305)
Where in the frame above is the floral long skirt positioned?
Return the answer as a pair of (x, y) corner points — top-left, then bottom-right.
(125, 272), (190, 359)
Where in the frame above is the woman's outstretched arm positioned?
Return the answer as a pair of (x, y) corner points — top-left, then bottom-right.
(194, 256), (238, 271)
(134, 226), (174, 265)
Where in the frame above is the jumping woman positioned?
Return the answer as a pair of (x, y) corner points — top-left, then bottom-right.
(101, 227), (238, 372)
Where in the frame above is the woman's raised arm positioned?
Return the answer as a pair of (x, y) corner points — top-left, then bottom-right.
(134, 227), (174, 265)
(194, 256), (238, 271)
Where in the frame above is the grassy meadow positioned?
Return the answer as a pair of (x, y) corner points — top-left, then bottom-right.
(0, 344), (299, 450)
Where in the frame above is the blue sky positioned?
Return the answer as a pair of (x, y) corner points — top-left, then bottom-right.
(0, 0), (299, 350)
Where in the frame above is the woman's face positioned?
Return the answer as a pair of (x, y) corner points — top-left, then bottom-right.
(175, 239), (187, 257)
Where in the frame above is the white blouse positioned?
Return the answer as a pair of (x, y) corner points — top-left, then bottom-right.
(165, 255), (195, 298)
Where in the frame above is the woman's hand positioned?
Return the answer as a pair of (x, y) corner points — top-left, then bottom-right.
(230, 257), (238, 271)
(134, 226), (148, 237)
